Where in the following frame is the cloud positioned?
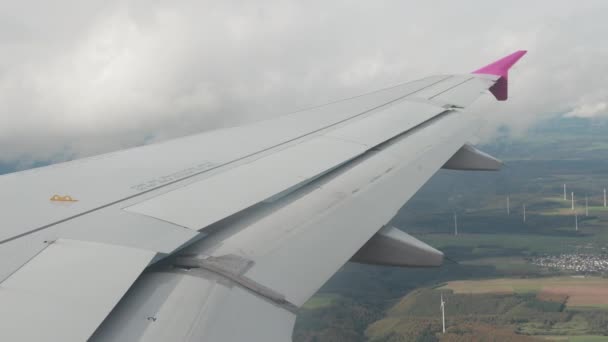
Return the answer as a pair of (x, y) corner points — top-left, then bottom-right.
(567, 102), (608, 118)
(565, 91), (608, 118)
(0, 0), (607, 165)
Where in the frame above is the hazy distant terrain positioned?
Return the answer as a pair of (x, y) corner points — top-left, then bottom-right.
(294, 116), (608, 341)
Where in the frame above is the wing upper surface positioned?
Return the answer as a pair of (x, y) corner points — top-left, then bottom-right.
(124, 101), (444, 230)
(178, 108), (477, 306)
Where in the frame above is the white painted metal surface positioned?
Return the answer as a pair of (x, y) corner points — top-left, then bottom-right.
(0, 239), (155, 341)
(242, 112), (477, 305)
(406, 75), (473, 101)
(56, 208), (199, 254)
(432, 76), (497, 107)
(179, 109), (480, 306)
(91, 271), (296, 342)
(125, 136), (368, 230)
(325, 101), (443, 147)
(125, 100), (447, 231)
(0, 75), (457, 304)
(0, 69), (507, 341)
(90, 71), (502, 341)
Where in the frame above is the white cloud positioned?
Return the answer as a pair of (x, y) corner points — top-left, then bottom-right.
(567, 102), (608, 118)
(565, 91), (608, 118)
(0, 0), (607, 164)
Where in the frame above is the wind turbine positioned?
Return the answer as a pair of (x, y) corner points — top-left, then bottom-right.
(571, 192), (575, 211)
(440, 293), (446, 334)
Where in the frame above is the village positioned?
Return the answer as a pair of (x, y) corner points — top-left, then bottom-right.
(531, 253), (608, 274)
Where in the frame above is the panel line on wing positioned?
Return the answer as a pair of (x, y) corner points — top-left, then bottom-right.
(0, 240), (52, 284)
(428, 77), (475, 99)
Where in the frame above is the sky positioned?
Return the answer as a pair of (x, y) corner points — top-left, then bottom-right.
(0, 0), (607, 168)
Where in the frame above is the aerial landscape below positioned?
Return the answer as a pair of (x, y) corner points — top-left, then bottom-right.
(294, 116), (608, 342)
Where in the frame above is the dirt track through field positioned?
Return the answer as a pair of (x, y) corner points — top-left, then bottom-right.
(442, 277), (608, 308)
(540, 286), (608, 306)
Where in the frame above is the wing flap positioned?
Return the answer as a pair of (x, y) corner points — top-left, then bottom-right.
(90, 270), (296, 342)
(0, 239), (155, 341)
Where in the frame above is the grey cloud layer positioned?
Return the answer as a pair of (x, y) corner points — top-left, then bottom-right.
(0, 1), (606, 165)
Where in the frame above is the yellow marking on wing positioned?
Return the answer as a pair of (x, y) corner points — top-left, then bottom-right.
(50, 194), (78, 202)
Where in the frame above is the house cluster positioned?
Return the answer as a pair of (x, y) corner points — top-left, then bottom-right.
(531, 254), (608, 273)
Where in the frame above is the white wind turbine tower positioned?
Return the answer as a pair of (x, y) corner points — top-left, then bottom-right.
(453, 213), (458, 236)
(440, 293), (446, 334)
(571, 192), (575, 211)
(523, 204), (526, 222)
(564, 184), (567, 200)
(575, 212), (579, 232)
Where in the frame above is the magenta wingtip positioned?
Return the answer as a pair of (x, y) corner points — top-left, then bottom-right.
(472, 50), (527, 101)
(472, 50), (527, 77)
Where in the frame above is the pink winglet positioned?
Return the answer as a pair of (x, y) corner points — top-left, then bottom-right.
(472, 50), (527, 101)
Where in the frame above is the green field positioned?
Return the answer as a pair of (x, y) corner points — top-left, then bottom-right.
(460, 256), (542, 273)
(567, 336), (608, 342)
(294, 116), (608, 341)
(542, 336), (608, 341)
(520, 315), (590, 336)
(364, 286), (608, 341)
(441, 277), (608, 311)
(302, 293), (341, 310)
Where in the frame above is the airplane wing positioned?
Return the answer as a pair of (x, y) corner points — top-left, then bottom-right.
(0, 51), (526, 341)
